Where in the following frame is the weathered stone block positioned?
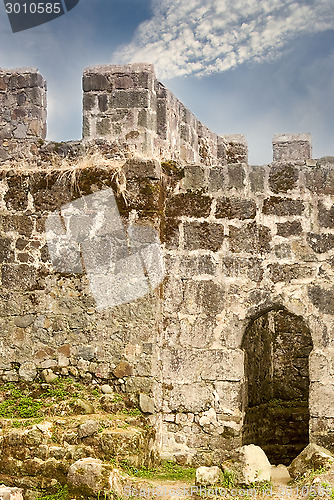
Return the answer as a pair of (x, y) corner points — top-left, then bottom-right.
(309, 350), (334, 383)
(227, 164), (245, 190)
(262, 196), (304, 216)
(123, 159), (161, 180)
(2, 214), (34, 237)
(98, 94), (108, 112)
(184, 222), (224, 251)
(208, 166), (225, 191)
(318, 201), (334, 228)
(1, 264), (38, 291)
(166, 192), (211, 218)
(196, 466), (222, 486)
(269, 163), (299, 193)
(0, 237), (14, 263)
(83, 93), (96, 111)
(249, 166), (265, 193)
(223, 135), (248, 164)
(113, 361), (133, 378)
(305, 167), (334, 195)
(277, 221), (302, 237)
(96, 117), (111, 136)
(288, 443), (334, 479)
(167, 383), (214, 413)
(83, 73), (110, 92)
(307, 233), (334, 253)
(182, 280), (224, 315)
(229, 223), (271, 253)
(308, 285), (334, 314)
(216, 197), (256, 219)
(162, 347), (243, 383)
(214, 381), (243, 412)
(139, 393), (155, 413)
(0, 485), (23, 499)
(110, 90), (150, 109)
(221, 257), (263, 281)
(179, 255), (216, 277)
(310, 383), (334, 417)
(18, 362), (37, 382)
(182, 165), (207, 191)
(268, 263), (314, 283)
(4, 176), (29, 211)
(222, 444), (271, 485)
(273, 134), (311, 162)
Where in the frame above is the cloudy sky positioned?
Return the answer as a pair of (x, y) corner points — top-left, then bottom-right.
(1, 0), (334, 164)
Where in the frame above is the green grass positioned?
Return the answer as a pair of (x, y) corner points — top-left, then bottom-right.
(0, 379), (104, 420)
(0, 388), (43, 418)
(222, 469), (236, 488)
(36, 485), (68, 500)
(293, 465), (332, 486)
(321, 482), (334, 499)
(121, 460), (196, 481)
(121, 408), (143, 417)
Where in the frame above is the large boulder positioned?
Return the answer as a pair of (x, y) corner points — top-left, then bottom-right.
(196, 466), (222, 486)
(222, 444), (271, 486)
(0, 485), (23, 499)
(67, 457), (124, 497)
(288, 443), (334, 479)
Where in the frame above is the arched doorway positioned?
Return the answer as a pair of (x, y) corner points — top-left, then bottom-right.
(242, 308), (313, 465)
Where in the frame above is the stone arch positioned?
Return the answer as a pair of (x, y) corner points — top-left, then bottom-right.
(241, 306), (313, 465)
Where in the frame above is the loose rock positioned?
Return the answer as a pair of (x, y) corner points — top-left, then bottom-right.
(222, 444), (271, 485)
(288, 443), (334, 479)
(78, 420), (99, 438)
(196, 466), (222, 486)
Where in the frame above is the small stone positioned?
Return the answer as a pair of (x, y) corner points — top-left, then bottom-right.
(196, 466), (222, 486)
(40, 359), (57, 369)
(0, 485), (24, 499)
(41, 369), (58, 384)
(3, 370), (19, 382)
(58, 354), (69, 368)
(95, 363), (110, 379)
(139, 393), (155, 414)
(78, 420), (99, 438)
(67, 458), (111, 497)
(74, 399), (95, 415)
(101, 384), (113, 394)
(19, 361), (37, 382)
(288, 443), (334, 479)
(113, 361), (132, 378)
(14, 315), (34, 328)
(68, 366), (78, 378)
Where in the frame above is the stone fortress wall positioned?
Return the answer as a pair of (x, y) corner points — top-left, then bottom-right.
(0, 63), (334, 466)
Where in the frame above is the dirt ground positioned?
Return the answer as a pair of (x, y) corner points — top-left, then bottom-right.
(127, 465), (334, 500)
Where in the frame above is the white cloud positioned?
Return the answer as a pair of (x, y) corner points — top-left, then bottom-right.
(113, 0), (334, 78)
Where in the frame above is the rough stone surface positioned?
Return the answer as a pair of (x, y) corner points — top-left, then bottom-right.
(0, 486), (23, 500)
(78, 420), (99, 438)
(18, 362), (37, 382)
(139, 393), (155, 413)
(67, 458), (113, 497)
(288, 444), (334, 479)
(195, 466), (222, 486)
(222, 444), (272, 485)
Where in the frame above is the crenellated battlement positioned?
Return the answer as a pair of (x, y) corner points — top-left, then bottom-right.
(0, 67), (46, 141)
(0, 64), (317, 166)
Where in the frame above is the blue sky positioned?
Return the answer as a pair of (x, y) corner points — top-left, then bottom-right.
(0, 0), (334, 164)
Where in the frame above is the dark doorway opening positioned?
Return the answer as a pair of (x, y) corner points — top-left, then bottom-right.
(242, 308), (313, 465)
